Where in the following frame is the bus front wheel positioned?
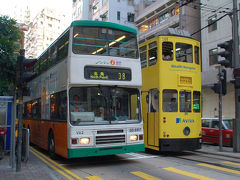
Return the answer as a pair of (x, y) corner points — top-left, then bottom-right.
(48, 132), (56, 159)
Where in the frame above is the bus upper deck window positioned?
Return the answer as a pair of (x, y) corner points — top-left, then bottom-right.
(176, 43), (193, 63)
(162, 42), (173, 61)
(195, 46), (200, 64)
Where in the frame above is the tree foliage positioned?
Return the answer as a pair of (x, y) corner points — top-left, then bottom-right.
(0, 15), (21, 95)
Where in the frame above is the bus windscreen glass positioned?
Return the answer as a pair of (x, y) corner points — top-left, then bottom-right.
(69, 87), (141, 125)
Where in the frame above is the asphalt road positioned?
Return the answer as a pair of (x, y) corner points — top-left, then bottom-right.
(30, 145), (240, 180)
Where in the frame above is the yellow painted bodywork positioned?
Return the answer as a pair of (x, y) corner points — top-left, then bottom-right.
(140, 36), (201, 151)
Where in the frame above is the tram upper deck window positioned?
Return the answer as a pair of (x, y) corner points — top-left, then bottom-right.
(72, 26), (138, 59)
(162, 42), (173, 61)
(148, 41), (157, 66)
(162, 89), (178, 112)
(195, 46), (200, 64)
(176, 43), (193, 63)
(140, 45), (147, 68)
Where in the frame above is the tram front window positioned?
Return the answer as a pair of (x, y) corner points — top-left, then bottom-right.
(69, 87), (141, 125)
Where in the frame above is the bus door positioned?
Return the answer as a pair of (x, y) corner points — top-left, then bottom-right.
(147, 89), (159, 147)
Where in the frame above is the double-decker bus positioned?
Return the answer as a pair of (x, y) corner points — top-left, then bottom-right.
(23, 20), (144, 158)
(140, 29), (201, 151)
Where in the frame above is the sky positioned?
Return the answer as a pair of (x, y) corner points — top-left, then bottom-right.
(0, 0), (72, 20)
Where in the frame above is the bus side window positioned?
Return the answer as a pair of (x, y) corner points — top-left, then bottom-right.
(162, 89), (178, 112)
(162, 42), (173, 61)
(148, 41), (157, 66)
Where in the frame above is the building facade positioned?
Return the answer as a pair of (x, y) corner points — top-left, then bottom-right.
(25, 8), (69, 58)
(72, 0), (141, 29)
(135, 0), (201, 42)
(200, 0), (239, 118)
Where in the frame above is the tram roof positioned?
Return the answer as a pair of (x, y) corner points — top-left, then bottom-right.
(139, 28), (198, 44)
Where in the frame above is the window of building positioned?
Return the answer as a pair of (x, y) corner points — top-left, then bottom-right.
(208, 15), (217, 32)
(140, 24), (148, 32)
(127, 13), (134, 22)
(102, 0), (108, 5)
(128, 0), (134, 5)
(117, 11), (120, 20)
(209, 48), (218, 65)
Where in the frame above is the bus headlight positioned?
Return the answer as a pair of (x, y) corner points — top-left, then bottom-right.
(130, 135), (138, 141)
(80, 137), (90, 144)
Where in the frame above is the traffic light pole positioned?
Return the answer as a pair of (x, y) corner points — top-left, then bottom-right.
(218, 67), (223, 152)
(233, 0), (240, 152)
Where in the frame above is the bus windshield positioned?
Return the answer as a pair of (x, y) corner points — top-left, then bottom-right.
(72, 26), (138, 58)
(69, 87), (141, 125)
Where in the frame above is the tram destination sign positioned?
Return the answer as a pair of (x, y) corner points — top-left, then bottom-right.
(84, 66), (131, 81)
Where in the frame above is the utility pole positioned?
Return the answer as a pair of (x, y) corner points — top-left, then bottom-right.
(179, 0), (183, 29)
(218, 67), (223, 152)
(232, 0), (240, 152)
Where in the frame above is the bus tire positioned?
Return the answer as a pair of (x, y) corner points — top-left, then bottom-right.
(48, 131), (56, 159)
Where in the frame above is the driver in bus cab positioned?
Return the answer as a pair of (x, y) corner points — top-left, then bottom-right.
(71, 95), (85, 112)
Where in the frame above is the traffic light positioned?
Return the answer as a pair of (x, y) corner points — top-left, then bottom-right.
(220, 69), (227, 95)
(17, 49), (37, 89)
(217, 39), (233, 68)
(210, 83), (221, 94)
(210, 69), (227, 95)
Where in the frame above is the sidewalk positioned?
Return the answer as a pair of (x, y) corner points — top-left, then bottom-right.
(196, 143), (240, 159)
(0, 152), (65, 180)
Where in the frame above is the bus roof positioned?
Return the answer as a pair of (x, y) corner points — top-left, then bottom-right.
(71, 20), (137, 35)
(37, 20), (137, 59)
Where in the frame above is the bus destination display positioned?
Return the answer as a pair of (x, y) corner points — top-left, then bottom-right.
(84, 66), (131, 81)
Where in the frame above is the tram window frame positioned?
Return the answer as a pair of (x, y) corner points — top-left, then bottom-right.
(162, 89), (178, 112)
(195, 46), (200, 65)
(140, 45), (147, 68)
(149, 89), (159, 112)
(148, 41), (157, 66)
(176, 43), (193, 63)
(193, 91), (200, 113)
(180, 91), (191, 112)
(162, 42), (173, 61)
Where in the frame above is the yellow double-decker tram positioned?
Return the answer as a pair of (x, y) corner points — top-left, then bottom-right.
(140, 29), (201, 151)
